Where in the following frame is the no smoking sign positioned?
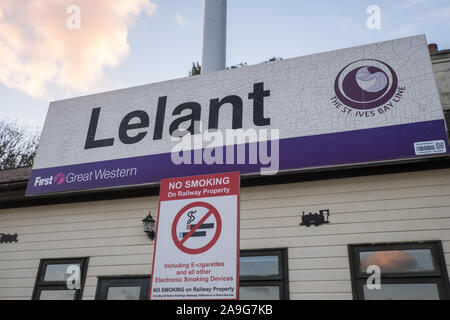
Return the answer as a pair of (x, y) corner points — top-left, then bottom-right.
(172, 201), (222, 255)
(150, 172), (240, 300)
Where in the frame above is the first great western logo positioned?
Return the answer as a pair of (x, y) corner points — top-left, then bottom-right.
(33, 168), (138, 188)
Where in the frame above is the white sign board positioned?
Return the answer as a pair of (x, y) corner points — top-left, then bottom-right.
(150, 172), (240, 300)
(27, 35), (449, 196)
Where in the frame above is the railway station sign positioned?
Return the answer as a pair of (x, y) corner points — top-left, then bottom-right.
(26, 34), (449, 196)
(150, 171), (240, 300)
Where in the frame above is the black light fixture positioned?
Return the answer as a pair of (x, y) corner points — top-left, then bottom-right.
(142, 212), (156, 240)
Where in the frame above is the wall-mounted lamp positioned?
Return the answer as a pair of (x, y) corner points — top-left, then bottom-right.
(142, 212), (156, 240)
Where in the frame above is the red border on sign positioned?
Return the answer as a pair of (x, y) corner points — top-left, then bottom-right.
(159, 171), (240, 201)
(149, 171), (240, 300)
(171, 201), (222, 255)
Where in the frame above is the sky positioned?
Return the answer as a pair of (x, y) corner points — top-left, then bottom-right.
(1, 0), (450, 130)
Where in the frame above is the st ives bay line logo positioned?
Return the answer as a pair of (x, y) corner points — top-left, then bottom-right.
(331, 59), (405, 117)
(33, 168), (137, 187)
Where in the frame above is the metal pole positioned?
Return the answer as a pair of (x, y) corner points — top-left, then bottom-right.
(201, 0), (227, 74)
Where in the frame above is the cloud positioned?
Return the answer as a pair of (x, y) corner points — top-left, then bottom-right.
(174, 13), (187, 28)
(419, 5), (450, 21)
(361, 251), (417, 272)
(401, 0), (428, 9)
(389, 25), (416, 37)
(0, 0), (157, 99)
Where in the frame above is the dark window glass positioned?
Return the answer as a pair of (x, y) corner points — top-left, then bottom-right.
(106, 286), (142, 300)
(349, 241), (450, 300)
(359, 249), (435, 273)
(239, 286), (280, 300)
(240, 255), (279, 277)
(95, 276), (150, 300)
(363, 283), (440, 300)
(39, 290), (76, 300)
(239, 249), (288, 300)
(44, 263), (81, 282)
(32, 258), (89, 300)
(444, 110), (450, 133)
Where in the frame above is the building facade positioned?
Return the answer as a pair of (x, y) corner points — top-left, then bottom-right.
(0, 43), (450, 300)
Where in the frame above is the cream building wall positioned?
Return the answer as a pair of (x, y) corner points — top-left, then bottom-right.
(431, 49), (450, 111)
(1, 168), (450, 300)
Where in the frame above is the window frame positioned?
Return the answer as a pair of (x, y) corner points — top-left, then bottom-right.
(444, 110), (450, 136)
(348, 241), (450, 300)
(32, 257), (89, 300)
(95, 275), (151, 300)
(239, 248), (289, 300)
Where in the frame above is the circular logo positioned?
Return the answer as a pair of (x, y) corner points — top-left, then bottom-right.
(171, 201), (222, 255)
(53, 173), (66, 185)
(334, 59), (398, 110)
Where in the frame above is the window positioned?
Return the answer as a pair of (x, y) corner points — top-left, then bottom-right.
(348, 241), (450, 300)
(444, 110), (450, 135)
(239, 249), (289, 300)
(95, 276), (150, 300)
(32, 257), (89, 300)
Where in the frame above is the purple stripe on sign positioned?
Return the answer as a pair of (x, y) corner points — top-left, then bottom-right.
(26, 120), (450, 196)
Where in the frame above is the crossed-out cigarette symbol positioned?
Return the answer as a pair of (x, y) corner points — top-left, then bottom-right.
(171, 201), (222, 255)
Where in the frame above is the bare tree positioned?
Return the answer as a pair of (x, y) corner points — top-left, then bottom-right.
(265, 57), (283, 63)
(227, 62), (248, 69)
(189, 62), (202, 76)
(0, 119), (40, 169)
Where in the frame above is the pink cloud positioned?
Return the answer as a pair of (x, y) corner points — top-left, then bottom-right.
(361, 250), (417, 272)
(0, 0), (157, 98)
